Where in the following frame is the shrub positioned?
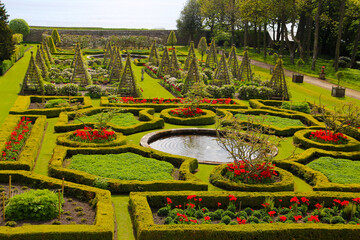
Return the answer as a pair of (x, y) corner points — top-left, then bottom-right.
(248, 216), (260, 223)
(331, 216), (346, 224)
(237, 211), (248, 219)
(194, 210), (204, 219)
(281, 102), (310, 114)
(45, 99), (69, 108)
(157, 207), (170, 217)
(238, 85), (274, 100)
(12, 33), (23, 44)
(206, 85), (221, 98)
(44, 83), (58, 96)
(221, 215), (231, 225)
(0, 60), (12, 75)
(5, 221), (17, 227)
(59, 83), (79, 96)
(9, 19), (30, 37)
(220, 85), (236, 98)
(93, 177), (109, 190)
(221, 210), (236, 219)
(338, 56), (351, 68)
(252, 210), (262, 219)
(5, 189), (63, 221)
(86, 85), (102, 98)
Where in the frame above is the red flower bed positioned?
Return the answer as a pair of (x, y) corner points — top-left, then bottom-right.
(169, 107), (204, 118)
(109, 97), (235, 105)
(226, 161), (277, 184)
(309, 130), (348, 144)
(70, 127), (116, 143)
(1, 117), (32, 161)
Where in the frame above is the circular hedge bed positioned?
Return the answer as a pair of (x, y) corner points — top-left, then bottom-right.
(160, 108), (216, 125)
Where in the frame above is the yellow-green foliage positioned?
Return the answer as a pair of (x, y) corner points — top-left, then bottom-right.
(51, 29), (61, 45)
(160, 108), (216, 125)
(46, 36), (57, 53)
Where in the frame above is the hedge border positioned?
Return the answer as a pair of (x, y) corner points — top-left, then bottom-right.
(209, 165), (294, 191)
(100, 97), (248, 112)
(218, 108), (324, 137)
(293, 129), (360, 152)
(56, 131), (127, 148)
(160, 108), (216, 125)
(0, 170), (114, 240)
(0, 115), (46, 170)
(48, 144), (208, 193)
(274, 148), (360, 192)
(129, 191), (360, 240)
(54, 107), (165, 134)
(9, 95), (93, 118)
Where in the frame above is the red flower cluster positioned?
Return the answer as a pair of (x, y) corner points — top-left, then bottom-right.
(294, 215), (302, 222)
(226, 161), (277, 184)
(228, 194), (237, 202)
(236, 217), (246, 224)
(334, 199), (350, 206)
(279, 216), (287, 222)
(1, 117), (32, 161)
(308, 215), (320, 223)
(309, 130), (348, 144)
(110, 97), (236, 105)
(71, 127), (115, 143)
(170, 107), (204, 118)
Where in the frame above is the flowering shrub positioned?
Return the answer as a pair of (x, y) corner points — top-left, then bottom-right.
(226, 161), (277, 184)
(169, 107), (204, 118)
(1, 117), (32, 161)
(109, 97), (236, 105)
(70, 127), (115, 143)
(309, 130), (348, 144)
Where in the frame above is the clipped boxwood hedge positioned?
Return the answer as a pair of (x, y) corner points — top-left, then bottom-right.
(54, 107), (164, 134)
(0, 115), (46, 170)
(219, 108), (324, 137)
(293, 129), (360, 152)
(130, 191), (360, 240)
(10, 95), (92, 118)
(100, 97), (248, 112)
(49, 144), (208, 193)
(56, 131), (127, 148)
(0, 170), (114, 240)
(209, 164), (294, 191)
(274, 148), (360, 192)
(160, 108), (216, 125)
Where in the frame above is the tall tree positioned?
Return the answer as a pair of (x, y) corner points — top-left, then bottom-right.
(311, 0), (323, 71)
(199, 0), (222, 36)
(223, 0), (241, 45)
(349, 0), (360, 68)
(0, 1), (14, 62)
(176, 0), (202, 42)
(334, 0), (347, 71)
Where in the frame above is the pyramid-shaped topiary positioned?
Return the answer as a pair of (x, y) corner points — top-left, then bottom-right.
(71, 42), (81, 68)
(118, 53), (138, 97)
(35, 45), (48, 78)
(39, 43), (51, 69)
(228, 45), (238, 79)
(206, 40), (218, 69)
(183, 41), (196, 71)
(169, 48), (180, 78)
(71, 44), (92, 86)
(182, 56), (203, 95)
(109, 47), (124, 83)
(103, 39), (113, 65)
(42, 40), (54, 64)
(158, 47), (171, 76)
(167, 31), (177, 48)
(237, 49), (253, 82)
(108, 46), (117, 70)
(20, 51), (44, 95)
(268, 56), (289, 100)
(46, 36), (56, 53)
(148, 41), (159, 66)
(214, 53), (231, 86)
(51, 29), (61, 46)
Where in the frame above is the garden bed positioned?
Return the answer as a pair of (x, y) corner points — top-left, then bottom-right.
(160, 108), (216, 125)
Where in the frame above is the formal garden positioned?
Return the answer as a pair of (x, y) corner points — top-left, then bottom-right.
(1, 0), (360, 239)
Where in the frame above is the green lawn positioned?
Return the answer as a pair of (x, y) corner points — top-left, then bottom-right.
(234, 113), (305, 128)
(75, 112), (139, 126)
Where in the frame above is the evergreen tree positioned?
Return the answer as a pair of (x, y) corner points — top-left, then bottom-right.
(0, 1), (14, 62)
(184, 41), (196, 71)
(51, 29), (61, 46)
(206, 40), (218, 69)
(167, 31), (177, 48)
(197, 37), (207, 61)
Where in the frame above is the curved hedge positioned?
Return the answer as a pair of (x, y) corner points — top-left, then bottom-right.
(56, 131), (127, 148)
(0, 170), (113, 240)
(160, 108), (216, 125)
(48, 144), (208, 193)
(0, 115), (46, 170)
(9, 95), (92, 118)
(54, 107), (164, 134)
(293, 129), (360, 152)
(130, 191), (360, 240)
(274, 148), (360, 192)
(209, 164), (294, 191)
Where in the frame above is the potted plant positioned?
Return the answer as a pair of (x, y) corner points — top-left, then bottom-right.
(319, 66), (326, 80)
(292, 58), (305, 83)
(331, 71), (346, 97)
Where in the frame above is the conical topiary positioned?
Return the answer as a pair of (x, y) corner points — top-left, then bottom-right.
(118, 53), (138, 97)
(108, 46), (117, 70)
(40, 43), (51, 69)
(206, 40), (218, 69)
(228, 45), (238, 79)
(182, 57), (203, 95)
(183, 41), (196, 71)
(158, 47), (171, 76)
(214, 53), (231, 86)
(46, 36), (56, 53)
(148, 41), (159, 66)
(109, 47), (124, 83)
(71, 42), (81, 68)
(21, 51), (44, 95)
(103, 39), (113, 65)
(237, 49), (252, 82)
(42, 40), (54, 64)
(268, 56), (289, 100)
(167, 31), (177, 48)
(169, 48), (180, 78)
(51, 29), (61, 46)
(71, 44), (92, 86)
(35, 45), (48, 79)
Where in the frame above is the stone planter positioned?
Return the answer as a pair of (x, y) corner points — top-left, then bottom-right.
(292, 74), (304, 83)
(331, 86), (346, 98)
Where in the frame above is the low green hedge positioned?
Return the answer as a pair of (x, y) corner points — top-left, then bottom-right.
(10, 96), (93, 118)
(100, 97), (248, 112)
(54, 107), (165, 134)
(293, 129), (360, 152)
(130, 191), (360, 240)
(56, 131), (127, 148)
(274, 148), (360, 192)
(209, 164), (294, 191)
(249, 99), (299, 114)
(0, 115), (46, 170)
(160, 108), (216, 125)
(48, 144), (208, 193)
(220, 108), (324, 137)
(0, 170), (113, 240)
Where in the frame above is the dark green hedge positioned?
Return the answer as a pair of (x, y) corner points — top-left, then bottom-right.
(209, 164), (294, 191)
(130, 191), (360, 240)
(48, 144), (208, 193)
(0, 115), (46, 170)
(0, 170), (114, 240)
(10, 96), (93, 118)
(54, 107), (164, 134)
(160, 108), (216, 125)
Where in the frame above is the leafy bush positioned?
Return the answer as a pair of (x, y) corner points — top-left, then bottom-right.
(221, 215), (231, 225)
(12, 33), (23, 44)
(338, 56), (351, 68)
(45, 99), (69, 108)
(281, 102), (311, 113)
(44, 83), (58, 96)
(206, 85), (221, 98)
(220, 85), (236, 98)
(86, 85), (102, 98)
(0, 60), (12, 75)
(158, 207), (170, 216)
(248, 216), (260, 223)
(331, 216), (346, 224)
(93, 177), (109, 190)
(221, 210), (236, 219)
(5, 189), (62, 221)
(238, 86), (274, 100)
(9, 19), (30, 37)
(59, 83), (79, 96)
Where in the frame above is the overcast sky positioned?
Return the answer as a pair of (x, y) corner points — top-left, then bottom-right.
(3, 0), (187, 29)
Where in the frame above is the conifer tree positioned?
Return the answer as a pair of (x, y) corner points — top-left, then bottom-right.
(21, 51), (44, 95)
(35, 45), (48, 78)
(118, 53), (138, 97)
(214, 53), (231, 86)
(183, 41), (196, 71)
(228, 45), (238, 79)
(148, 41), (159, 66)
(51, 29), (61, 45)
(237, 49), (252, 82)
(197, 37), (207, 61)
(167, 30), (177, 48)
(158, 47), (171, 76)
(268, 56), (289, 100)
(182, 56), (202, 95)
(0, 1), (14, 62)
(206, 40), (218, 69)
